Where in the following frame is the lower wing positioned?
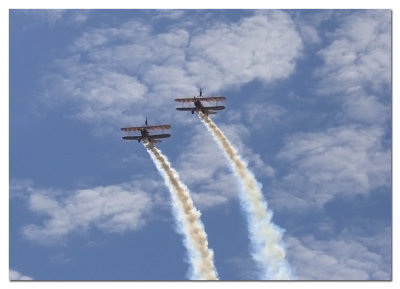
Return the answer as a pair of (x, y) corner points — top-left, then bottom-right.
(122, 136), (141, 140)
(149, 133), (171, 139)
(176, 107), (196, 111)
(205, 105), (225, 111)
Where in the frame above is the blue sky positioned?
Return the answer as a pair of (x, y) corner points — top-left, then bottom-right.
(9, 9), (392, 280)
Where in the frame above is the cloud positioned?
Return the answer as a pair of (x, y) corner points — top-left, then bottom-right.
(153, 9), (185, 20)
(175, 124), (238, 209)
(188, 10), (302, 90)
(175, 121), (275, 209)
(244, 102), (287, 130)
(269, 10), (391, 212)
(286, 228), (391, 280)
(316, 10), (391, 95)
(40, 10), (302, 131)
(29, 9), (66, 25)
(16, 10), (90, 26)
(14, 180), (157, 244)
(339, 89), (390, 125)
(273, 125), (390, 210)
(10, 269), (33, 280)
(290, 10), (335, 46)
(67, 10), (91, 25)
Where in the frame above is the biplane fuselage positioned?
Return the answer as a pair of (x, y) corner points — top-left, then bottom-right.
(194, 98), (208, 114)
(139, 128), (152, 143)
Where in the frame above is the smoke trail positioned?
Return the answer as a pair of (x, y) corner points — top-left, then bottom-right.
(198, 112), (293, 280)
(143, 142), (218, 280)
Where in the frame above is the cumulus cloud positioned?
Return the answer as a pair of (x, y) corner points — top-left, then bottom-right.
(10, 269), (33, 280)
(244, 102), (287, 130)
(188, 10), (302, 90)
(14, 181), (157, 244)
(286, 229), (391, 280)
(271, 10), (391, 212)
(41, 10), (302, 130)
(176, 121), (274, 209)
(339, 89), (390, 125)
(175, 124), (239, 209)
(316, 10), (391, 95)
(273, 125), (390, 210)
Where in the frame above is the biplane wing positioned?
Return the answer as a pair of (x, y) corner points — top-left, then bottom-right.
(176, 107), (195, 111)
(122, 134), (170, 142)
(122, 135), (142, 140)
(121, 124), (171, 132)
(149, 133), (171, 139)
(122, 133), (170, 142)
(174, 96), (226, 102)
(205, 105), (225, 111)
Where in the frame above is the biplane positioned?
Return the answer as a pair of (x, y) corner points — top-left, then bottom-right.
(121, 118), (171, 145)
(174, 88), (225, 115)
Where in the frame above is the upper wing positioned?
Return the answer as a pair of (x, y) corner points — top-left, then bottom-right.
(174, 98), (196, 103)
(145, 125), (171, 130)
(198, 97), (225, 102)
(174, 96), (225, 102)
(121, 127), (142, 132)
(121, 124), (171, 132)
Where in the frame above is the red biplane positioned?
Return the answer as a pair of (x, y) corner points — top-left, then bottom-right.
(174, 88), (225, 115)
(121, 118), (171, 145)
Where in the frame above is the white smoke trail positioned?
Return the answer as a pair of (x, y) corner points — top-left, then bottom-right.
(144, 142), (218, 280)
(198, 112), (294, 280)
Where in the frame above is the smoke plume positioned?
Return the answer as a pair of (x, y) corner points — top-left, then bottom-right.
(198, 112), (293, 280)
(144, 142), (218, 280)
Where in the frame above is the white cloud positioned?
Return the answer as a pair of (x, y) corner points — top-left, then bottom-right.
(339, 90), (390, 125)
(270, 10), (391, 212)
(40, 11), (302, 130)
(290, 10), (335, 46)
(153, 9), (185, 20)
(10, 178), (36, 199)
(188, 11), (302, 89)
(298, 24), (321, 45)
(42, 56), (149, 128)
(316, 10), (391, 95)
(273, 125), (390, 210)
(286, 229), (391, 280)
(67, 10), (90, 25)
(30, 9), (66, 25)
(175, 124), (238, 209)
(10, 269), (33, 280)
(175, 121), (275, 209)
(15, 181), (157, 244)
(244, 102), (287, 130)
